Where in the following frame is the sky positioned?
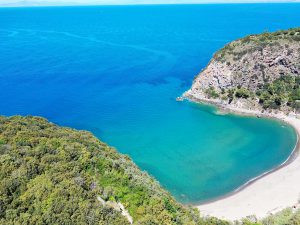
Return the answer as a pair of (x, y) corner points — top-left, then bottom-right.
(0, 0), (299, 7)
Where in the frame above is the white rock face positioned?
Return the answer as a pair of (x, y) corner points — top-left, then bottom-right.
(191, 59), (233, 94)
(188, 32), (300, 98)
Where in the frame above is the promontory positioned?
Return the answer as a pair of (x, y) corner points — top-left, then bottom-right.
(184, 27), (300, 221)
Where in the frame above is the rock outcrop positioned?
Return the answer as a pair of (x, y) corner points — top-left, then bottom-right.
(185, 28), (300, 108)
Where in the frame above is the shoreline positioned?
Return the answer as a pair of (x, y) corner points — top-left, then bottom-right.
(183, 92), (300, 220)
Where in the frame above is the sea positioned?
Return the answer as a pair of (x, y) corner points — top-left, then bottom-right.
(0, 3), (299, 203)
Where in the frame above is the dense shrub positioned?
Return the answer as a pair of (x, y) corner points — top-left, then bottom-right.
(205, 87), (219, 99)
(0, 116), (228, 225)
(235, 88), (251, 99)
(256, 75), (300, 110)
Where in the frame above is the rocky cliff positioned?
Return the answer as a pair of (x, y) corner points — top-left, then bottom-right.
(185, 28), (300, 112)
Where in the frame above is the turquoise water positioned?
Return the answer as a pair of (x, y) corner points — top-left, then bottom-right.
(0, 4), (299, 203)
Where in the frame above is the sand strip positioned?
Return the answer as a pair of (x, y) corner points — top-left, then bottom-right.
(184, 93), (300, 221)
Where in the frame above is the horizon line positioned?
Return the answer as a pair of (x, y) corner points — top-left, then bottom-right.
(1, 0), (300, 8)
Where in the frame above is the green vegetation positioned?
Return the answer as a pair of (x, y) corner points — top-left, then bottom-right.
(235, 208), (300, 225)
(204, 87), (252, 102)
(235, 88), (251, 99)
(0, 116), (228, 225)
(205, 87), (219, 99)
(261, 208), (300, 225)
(204, 75), (300, 112)
(256, 75), (300, 110)
(1, 116), (300, 225)
(214, 27), (300, 62)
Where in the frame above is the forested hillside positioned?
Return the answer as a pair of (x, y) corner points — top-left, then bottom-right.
(0, 116), (228, 225)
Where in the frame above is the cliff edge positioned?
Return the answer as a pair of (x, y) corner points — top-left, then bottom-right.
(185, 28), (300, 113)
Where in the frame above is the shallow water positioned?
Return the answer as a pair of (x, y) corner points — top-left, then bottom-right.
(0, 4), (299, 203)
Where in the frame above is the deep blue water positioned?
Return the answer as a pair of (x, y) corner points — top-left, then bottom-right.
(0, 4), (299, 203)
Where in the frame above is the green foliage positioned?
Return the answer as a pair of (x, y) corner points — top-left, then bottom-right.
(226, 88), (236, 103)
(261, 208), (300, 225)
(205, 87), (219, 99)
(256, 75), (300, 110)
(237, 216), (262, 225)
(0, 116), (228, 225)
(235, 88), (251, 99)
(214, 27), (300, 62)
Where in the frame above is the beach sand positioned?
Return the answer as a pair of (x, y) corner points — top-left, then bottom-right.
(186, 93), (300, 221)
(198, 116), (300, 221)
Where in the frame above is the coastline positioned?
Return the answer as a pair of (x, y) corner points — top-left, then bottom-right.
(183, 91), (300, 221)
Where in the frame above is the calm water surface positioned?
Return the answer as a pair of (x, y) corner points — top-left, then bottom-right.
(0, 4), (299, 203)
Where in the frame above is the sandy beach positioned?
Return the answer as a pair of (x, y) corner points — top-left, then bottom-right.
(184, 92), (300, 221)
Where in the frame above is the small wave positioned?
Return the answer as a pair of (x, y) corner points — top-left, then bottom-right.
(0, 29), (19, 37)
(13, 28), (177, 75)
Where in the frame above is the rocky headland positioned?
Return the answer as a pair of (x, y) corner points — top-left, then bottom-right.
(183, 27), (300, 221)
(184, 28), (300, 116)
